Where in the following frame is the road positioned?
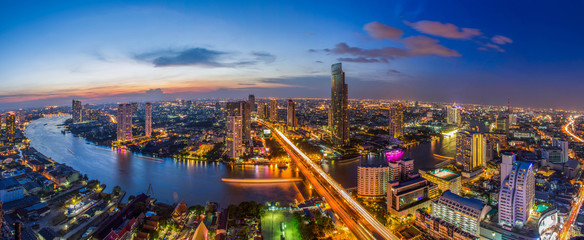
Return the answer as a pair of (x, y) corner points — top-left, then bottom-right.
(258, 120), (398, 240)
(560, 116), (584, 240)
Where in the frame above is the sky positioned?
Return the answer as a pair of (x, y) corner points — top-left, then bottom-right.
(1, 0), (584, 110)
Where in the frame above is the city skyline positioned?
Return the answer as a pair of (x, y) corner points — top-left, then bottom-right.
(2, 0), (584, 110)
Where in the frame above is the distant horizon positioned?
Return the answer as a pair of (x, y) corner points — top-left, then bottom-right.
(3, 1), (584, 111)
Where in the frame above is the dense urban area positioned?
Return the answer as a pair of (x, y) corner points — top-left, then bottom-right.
(1, 63), (583, 240)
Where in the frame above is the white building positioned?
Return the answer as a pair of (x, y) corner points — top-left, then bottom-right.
(357, 164), (389, 198)
(432, 191), (490, 236)
(226, 115), (243, 159)
(500, 152), (515, 187)
(498, 161), (535, 228)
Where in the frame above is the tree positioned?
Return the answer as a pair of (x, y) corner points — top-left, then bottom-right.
(113, 186), (122, 196)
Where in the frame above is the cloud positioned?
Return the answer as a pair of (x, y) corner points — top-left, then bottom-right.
(478, 43), (505, 52)
(388, 69), (401, 75)
(337, 57), (389, 63)
(315, 60), (323, 63)
(144, 48), (226, 67)
(491, 35), (513, 45)
(405, 20), (481, 39)
(402, 36), (461, 57)
(363, 21), (404, 40)
(251, 51), (276, 63)
(325, 37), (459, 62)
(135, 48), (277, 67)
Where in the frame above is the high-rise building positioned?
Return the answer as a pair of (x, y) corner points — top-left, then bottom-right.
(226, 101), (251, 148)
(432, 191), (489, 236)
(72, 99), (83, 122)
(117, 103), (133, 141)
(329, 63), (349, 146)
(287, 99), (297, 129)
(500, 152), (515, 186)
(6, 113), (15, 143)
(257, 102), (266, 119)
(498, 161), (535, 228)
(248, 94), (256, 113)
(145, 102), (152, 137)
(269, 99), (278, 122)
(447, 107), (460, 125)
(389, 104), (404, 138)
(226, 115), (243, 159)
(131, 102), (138, 116)
(456, 131), (486, 177)
(357, 164), (389, 198)
(552, 139), (570, 163)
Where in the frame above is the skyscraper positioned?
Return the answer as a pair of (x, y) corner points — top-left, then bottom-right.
(248, 94), (256, 113)
(72, 99), (83, 123)
(329, 63), (349, 146)
(389, 104), (404, 138)
(117, 103), (133, 141)
(269, 99), (278, 122)
(500, 152), (515, 187)
(455, 131), (486, 177)
(6, 113), (15, 143)
(145, 102), (152, 137)
(357, 164), (389, 198)
(242, 101), (251, 146)
(226, 115), (243, 159)
(257, 102), (266, 119)
(447, 106), (460, 125)
(287, 99), (297, 129)
(498, 161), (535, 228)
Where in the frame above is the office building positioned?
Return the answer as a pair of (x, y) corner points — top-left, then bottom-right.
(226, 115), (243, 159)
(329, 63), (349, 146)
(257, 102), (266, 119)
(357, 164), (389, 198)
(542, 147), (562, 164)
(145, 102), (152, 137)
(552, 139), (569, 163)
(447, 107), (460, 125)
(389, 104), (404, 138)
(498, 161), (535, 228)
(386, 155), (415, 182)
(269, 99), (278, 122)
(117, 103), (133, 141)
(287, 99), (297, 129)
(415, 210), (478, 240)
(72, 99), (83, 122)
(456, 131), (486, 177)
(387, 176), (437, 217)
(5, 113), (15, 143)
(248, 94), (255, 112)
(432, 191), (489, 236)
(419, 168), (462, 196)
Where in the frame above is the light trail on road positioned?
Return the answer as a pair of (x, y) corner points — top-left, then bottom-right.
(560, 116), (584, 239)
(259, 120), (398, 240)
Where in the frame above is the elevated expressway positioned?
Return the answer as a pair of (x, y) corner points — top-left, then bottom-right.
(257, 119), (398, 240)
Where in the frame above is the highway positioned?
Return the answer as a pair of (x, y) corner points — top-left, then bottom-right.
(258, 120), (398, 240)
(560, 116), (584, 240)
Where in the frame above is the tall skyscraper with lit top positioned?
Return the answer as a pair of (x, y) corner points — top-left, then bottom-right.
(447, 106), (460, 125)
(389, 104), (404, 138)
(72, 99), (83, 123)
(269, 99), (278, 122)
(117, 103), (133, 141)
(329, 63), (349, 146)
(456, 131), (486, 177)
(145, 102), (152, 137)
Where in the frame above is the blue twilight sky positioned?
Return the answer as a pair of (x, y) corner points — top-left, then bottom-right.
(1, 0), (584, 110)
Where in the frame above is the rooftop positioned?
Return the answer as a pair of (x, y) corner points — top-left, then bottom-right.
(425, 168), (460, 181)
(440, 190), (485, 211)
(0, 178), (20, 190)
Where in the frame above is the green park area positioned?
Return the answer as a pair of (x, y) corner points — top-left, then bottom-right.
(262, 211), (302, 240)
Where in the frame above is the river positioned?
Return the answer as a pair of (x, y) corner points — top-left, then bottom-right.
(25, 116), (455, 206)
